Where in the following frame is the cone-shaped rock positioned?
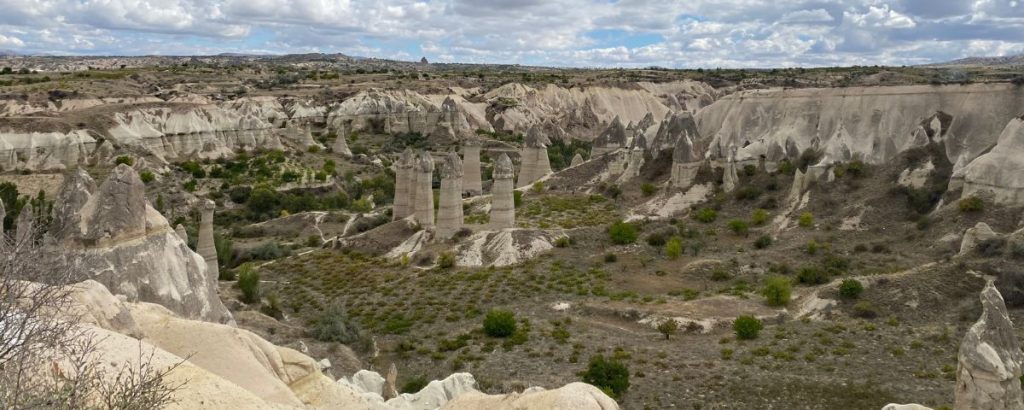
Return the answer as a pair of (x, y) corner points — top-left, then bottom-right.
(15, 203), (33, 245)
(722, 145), (739, 193)
(592, 116), (628, 157)
(570, 153), (584, 168)
(462, 139), (483, 196)
(79, 164), (147, 244)
(333, 130), (353, 158)
(491, 154), (516, 230)
(653, 112), (701, 153)
(413, 152), (435, 227)
(197, 199), (219, 280)
(437, 152), (465, 239)
(517, 126), (552, 188)
(175, 223), (188, 243)
(393, 148), (415, 220)
(955, 281), (1024, 409)
(670, 129), (703, 188)
(52, 167), (96, 242)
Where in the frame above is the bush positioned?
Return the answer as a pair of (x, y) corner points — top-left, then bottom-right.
(762, 276), (792, 307)
(183, 180), (197, 192)
(976, 238), (1007, 257)
(531, 181), (544, 193)
(733, 316), (763, 340)
(853, 301), (878, 318)
(657, 320), (679, 340)
(751, 209), (769, 226)
(114, 155), (134, 166)
(513, 191), (523, 208)
(400, 376), (429, 394)
(640, 183), (657, 196)
(797, 266), (828, 285)
(139, 171), (155, 184)
(806, 239), (819, 255)
(237, 264), (260, 304)
(710, 267), (731, 281)
(437, 252), (456, 268)
(735, 187), (762, 201)
(959, 196), (984, 213)
(604, 253), (618, 263)
(839, 279), (864, 299)
(727, 219), (749, 236)
(608, 221), (638, 245)
(742, 164), (757, 176)
(777, 160), (795, 175)
(693, 208), (717, 223)
(754, 235), (772, 249)
(581, 355), (630, 399)
(798, 212), (814, 228)
(645, 232), (667, 247)
(483, 309), (517, 338)
(554, 236), (572, 248)
(664, 237), (683, 260)
(312, 304), (364, 344)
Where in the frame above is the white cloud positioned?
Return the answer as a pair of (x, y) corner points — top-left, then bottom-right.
(780, 9), (834, 24)
(845, 4), (917, 29)
(0, 33), (24, 48)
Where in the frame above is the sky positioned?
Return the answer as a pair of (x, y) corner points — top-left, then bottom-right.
(0, 0), (1022, 68)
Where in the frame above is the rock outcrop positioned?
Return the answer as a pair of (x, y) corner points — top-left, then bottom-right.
(0, 198), (5, 235)
(960, 222), (1000, 256)
(570, 153), (584, 168)
(955, 281), (1024, 409)
(333, 132), (353, 158)
(962, 116), (1024, 205)
(442, 382), (620, 410)
(55, 165), (232, 324)
(437, 152), (465, 239)
(197, 200), (219, 280)
(490, 154), (516, 230)
(591, 116), (628, 157)
(393, 149), (415, 221)
(670, 121), (704, 188)
(413, 152), (435, 228)
(461, 140), (482, 196)
(174, 223), (188, 243)
(722, 145), (739, 193)
(516, 126), (552, 188)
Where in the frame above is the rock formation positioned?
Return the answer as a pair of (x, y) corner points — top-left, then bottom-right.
(0, 198), (5, 235)
(722, 145), (739, 193)
(960, 222), (1000, 256)
(962, 116), (1024, 205)
(333, 131), (353, 158)
(437, 152), (465, 239)
(570, 153), (584, 167)
(955, 281), (1024, 409)
(413, 152), (435, 228)
(490, 154), (516, 230)
(516, 126), (552, 188)
(393, 148), (415, 221)
(652, 112), (701, 154)
(443, 382), (620, 409)
(461, 139), (482, 196)
(197, 200), (219, 280)
(14, 203), (33, 244)
(55, 165), (232, 323)
(52, 168), (96, 241)
(670, 129), (703, 188)
(175, 223), (188, 243)
(591, 116), (628, 157)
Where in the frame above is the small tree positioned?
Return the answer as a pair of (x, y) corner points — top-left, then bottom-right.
(733, 316), (763, 340)
(582, 355), (630, 398)
(762, 276), (792, 307)
(693, 208), (717, 223)
(754, 235), (772, 249)
(608, 221), (638, 245)
(751, 208), (769, 226)
(727, 219), (749, 236)
(641, 183), (657, 196)
(657, 319), (679, 340)
(483, 309), (517, 338)
(664, 237), (683, 260)
(798, 212), (814, 228)
(237, 263), (261, 304)
(839, 279), (864, 299)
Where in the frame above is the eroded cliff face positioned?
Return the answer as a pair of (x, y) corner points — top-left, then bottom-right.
(696, 84), (1024, 172)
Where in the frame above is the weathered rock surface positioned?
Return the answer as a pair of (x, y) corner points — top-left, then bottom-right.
(955, 282), (1024, 409)
(456, 229), (556, 267)
(516, 126), (552, 188)
(461, 140), (482, 196)
(440, 382), (620, 410)
(437, 152), (465, 239)
(591, 116), (628, 157)
(489, 154), (515, 230)
(962, 117), (1024, 205)
(960, 222), (1001, 256)
(393, 148), (415, 221)
(197, 200), (220, 280)
(413, 152), (435, 228)
(570, 153), (584, 167)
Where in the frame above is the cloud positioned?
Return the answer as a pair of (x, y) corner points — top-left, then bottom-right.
(0, 0), (1019, 67)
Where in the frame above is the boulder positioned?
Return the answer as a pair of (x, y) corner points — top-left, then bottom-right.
(440, 382), (620, 410)
(955, 281), (1024, 409)
(960, 222), (1001, 256)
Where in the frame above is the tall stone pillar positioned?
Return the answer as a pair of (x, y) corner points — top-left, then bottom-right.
(437, 152), (465, 238)
(462, 140), (482, 196)
(671, 134), (703, 189)
(0, 198), (5, 236)
(333, 128), (352, 158)
(722, 145), (739, 193)
(393, 149), (414, 220)
(490, 154), (515, 230)
(517, 126), (552, 188)
(175, 223), (188, 243)
(14, 203), (32, 244)
(413, 152), (435, 228)
(955, 281), (1024, 409)
(570, 153), (584, 168)
(197, 200), (219, 279)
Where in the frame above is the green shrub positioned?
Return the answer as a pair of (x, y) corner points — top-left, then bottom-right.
(640, 183), (658, 196)
(735, 187), (762, 201)
(114, 155), (134, 166)
(139, 171), (155, 184)
(554, 236), (572, 248)
(608, 221), (638, 245)
(711, 268), (731, 281)
(483, 309), (517, 338)
(777, 160), (795, 175)
(312, 303), (364, 344)
(664, 237), (683, 260)
(751, 209), (769, 226)
(762, 276), (792, 307)
(237, 264), (260, 304)
(400, 376), (429, 394)
(513, 191), (523, 208)
(839, 279), (864, 299)
(214, 233), (233, 269)
(976, 238), (1007, 257)
(437, 252), (456, 268)
(727, 219), (749, 236)
(693, 208), (717, 223)
(183, 180), (197, 192)
(604, 253), (618, 263)
(806, 239), (819, 255)
(742, 164), (757, 176)
(657, 320), (679, 340)
(733, 316), (763, 340)
(581, 355), (630, 398)
(798, 212), (814, 228)
(797, 266), (828, 285)
(532, 181), (544, 193)
(754, 235), (772, 249)
(846, 160), (865, 177)
(959, 196), (984, 213)
(261, 293), (284, 319)
(853, 301), (878, 318)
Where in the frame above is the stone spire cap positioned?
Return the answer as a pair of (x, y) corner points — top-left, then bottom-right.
(440, 152), (464, 179)
(494, 154), (514, 179)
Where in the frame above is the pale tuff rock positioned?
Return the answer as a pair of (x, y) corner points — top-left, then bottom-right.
(57, 166), (231, 324)
(570, 153), (584, 167)
(0, 130), (97, 172)
(0, 198), (5, 235)
(456, 229), (555, 267)
(197, 200), (220, 280)
(437, 152), (465, 239)
(490, 154), (516, 230)
(14, 202), (33, 244)
(960, 222), (1000, 256)
(618, 134), (647, 182)
(441, 382), (620, 410)
(882, 404), (934, 410)
(591, 116), (628, 157)
(962, 117), (1024, 205)
(670, 124), (704, 188)
(326, 89), (472, 140)
(516, 126), (553, 188)
(955, 281), (1024, 410)
(333, 131), (353, 158)
(384, 363), (399, 400)
(175, 223), (188, 243)
(898, 160), (936, 189)
(652, 112), (701, 154)
(722, 145), (739, 193)
(413, 152), (435, 228)
(393, 149), (415, 221)
(461, 140), (482, 196)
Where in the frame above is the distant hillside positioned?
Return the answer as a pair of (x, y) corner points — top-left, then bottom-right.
(928, 54), (1024, 68)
